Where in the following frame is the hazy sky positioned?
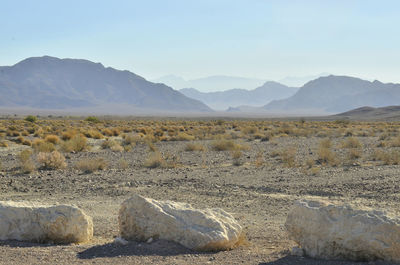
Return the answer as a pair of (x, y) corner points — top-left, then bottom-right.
(1, 0), (399, 82)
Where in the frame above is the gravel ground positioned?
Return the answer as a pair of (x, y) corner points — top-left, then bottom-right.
(0, 136), (399, 265)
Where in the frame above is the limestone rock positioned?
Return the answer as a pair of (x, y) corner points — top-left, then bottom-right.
(119, 194), (243, 251)
(285, 199), (400, 262)
(0, 201), (93, 243)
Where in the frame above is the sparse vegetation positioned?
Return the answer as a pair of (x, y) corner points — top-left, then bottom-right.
(61, 134), (87, 152)
(184, 142), (205, 151)
(37, 151), (67, 169)
(24, 115), (37, 123)
(75, 158), (107, 173)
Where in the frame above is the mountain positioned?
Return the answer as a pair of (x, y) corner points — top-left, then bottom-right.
(264, 75), (400, 114)
(333, 106), (400, 120)
(0, 56), (211, 113)
(152, 75), (266, 92)
(180, 81), (298, 110)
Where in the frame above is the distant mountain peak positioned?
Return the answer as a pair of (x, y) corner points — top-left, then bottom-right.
(0, 56), (212, 113)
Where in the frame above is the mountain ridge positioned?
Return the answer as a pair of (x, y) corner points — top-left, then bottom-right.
(0, 56), (212, 112)
(179, 81), (298, 110)
(264, 75), (400, 114)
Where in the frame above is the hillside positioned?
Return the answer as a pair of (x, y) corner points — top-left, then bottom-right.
(333, 105), (400, 120)
(264, 75), (400, 114)
(180, 81), (298, 110)
(0, 56), (211, 113)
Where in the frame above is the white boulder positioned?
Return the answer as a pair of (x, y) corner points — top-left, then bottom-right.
(285, 199), (400, 262)
(0, 201), (93, 243)
(119, 194), (243, 251)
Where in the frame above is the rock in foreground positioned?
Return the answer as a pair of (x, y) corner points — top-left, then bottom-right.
(285, 199), (400, 262)
(119, 194), (243, 251)
(0, 201), (93, 243)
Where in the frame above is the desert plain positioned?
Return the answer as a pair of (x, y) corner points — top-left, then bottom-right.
(0, 117), (399, 265)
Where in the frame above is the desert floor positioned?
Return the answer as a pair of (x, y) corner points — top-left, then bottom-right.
(0, 119), (399, 264)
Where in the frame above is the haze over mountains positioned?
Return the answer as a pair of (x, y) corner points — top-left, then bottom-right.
(152, 75), (267, 92)
(180, 82), (298, 110)
(1, 56), (400, 117)
(0, 56), (211, 113)
(264, 75), (400, 114)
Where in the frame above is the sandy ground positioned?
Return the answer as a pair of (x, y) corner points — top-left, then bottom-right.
(0, 137), (399, 265)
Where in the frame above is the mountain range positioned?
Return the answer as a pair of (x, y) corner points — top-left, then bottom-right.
(179, 82), (298, 110)
(0, 56), (211, 113)
(264, 75), (400, 114)
(152, 75), (267, 92)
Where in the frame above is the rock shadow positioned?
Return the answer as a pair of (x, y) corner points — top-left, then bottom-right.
(77, 239), (201, 259)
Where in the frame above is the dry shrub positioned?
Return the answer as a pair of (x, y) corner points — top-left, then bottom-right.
(211, 139), (247, 151)
(61, 134), (87, 152)
(123, 134), (141, 146)
(144, 152), (166, 168)
(317, 147), (338, 166)
(231, 150), (243, 166)
(61, 130), (77, 140)
(372, 150), (400, 165)
(101, 139), (123, 151)
(347, 148), (362, 160)
(32, 139), (56, 153)
(254, 151), (264, 167)
(169, 132), (195, 141)
(279, 147), (297, 167)
(84, 129), (103, 139)
(184, 143), (205, 151)
(319, 138), (332, 148)
(75, 158), (107, 173)
(18, 149), (35, 173)
(37, 151), (67, 169)
(45, 134), (60, 144)
(341, 137), (362, 148)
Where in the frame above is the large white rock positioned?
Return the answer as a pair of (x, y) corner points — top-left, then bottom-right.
(285, 199), (400, 262)
(119, 194), (243, 251)
(0, 201), (93, 243)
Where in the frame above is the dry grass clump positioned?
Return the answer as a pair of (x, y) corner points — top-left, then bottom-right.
(84, 129), (104, 139)
(45, 134), (60, 144)
(278, 147), (297, 167)
(169, 132), (195, 141)
(184, 142), (205, 151)
(18, 149), (35, 173)
(144, 152), (166, 168)
(122, 134), (141, 146)
(61, 134), (87, 152)
(341, 137), (362, 148)
(32, 139), (56, 152)
(372, 149), (400, 165)
(211, 139), (248, 151)
(231, 150), (243, 166)
(14, 136), (31, 146)
(75, 158), (107, 173)
(101, 139), (123, 152)
(317, 147), (338, 166)
(347, 148), (362, 161)
(319, 138), (332, 148)
(61, 130), (77, 140)
(37, 151), (67, 169)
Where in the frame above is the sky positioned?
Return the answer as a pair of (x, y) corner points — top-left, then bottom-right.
(1, 0), (400, 83)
